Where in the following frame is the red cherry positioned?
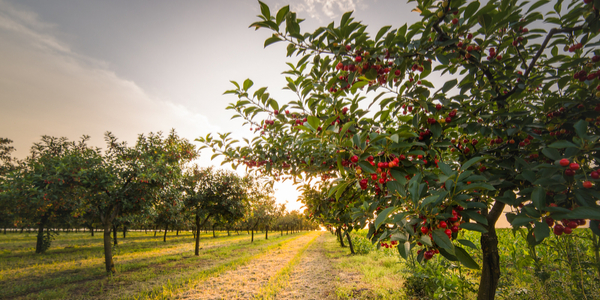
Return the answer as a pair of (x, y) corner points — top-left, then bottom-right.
(591, 171), (599, 179)
(436, 104), (442, 110)
(439, 221), (447, 228)
(424, 250), (434, 260)
(583, 181), (593, 189)
(565, 169), (575, 176)
(564, 227), (573, 234)
(351, 155), (359, 163)
(345, 45), (351, 51)
(445, 229), (452, 236)
(452, 18), (459, 25)
(421, 227), (429, 234)
(355, 56), (362, 62)
(569, 163), (580, 170)
(553, 224), (564, 235)
(559, 159), (570, 167)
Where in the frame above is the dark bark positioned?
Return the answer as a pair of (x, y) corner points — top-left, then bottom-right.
(194, 213), (211, 256)
(123, 226), (127, 239)
(89, 225), (94, 237)
(103, 223), (115, 273)
(112, 225), (118, 246)
(35, 220), (45, 254)
(345, 231), (355, 254)
(176, 229), (179, 236)
(477, 201), (505, 300)
(336, 227), (345, 247)
(212, 224), (216, 238)
(265, 226), (268, 240)
(251, 229), (254, 242)
(163, 224), (168, 242)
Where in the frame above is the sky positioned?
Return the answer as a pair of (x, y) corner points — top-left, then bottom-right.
(0, 0), (425, 212)
(0, 0), (516, 226)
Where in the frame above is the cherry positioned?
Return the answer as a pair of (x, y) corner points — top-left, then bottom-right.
(436, 104), (442, 110)
(583, 181), (593, 189)
(591, 171), (599, 179)
(439, 221), (447, 228)
(564, 227), (573, 234)
(421, 226), (429, 234)
(452, 18), (459, 25)
(553, 224), (564, 235)
(567, 221), (578, 229)
(559, 158), (570, 167)
(424, 250), (434, 260)
(565, 169), (575, 176)
(351, 155), (359, 163)
(355, 56), (362, 62)
(569, 163), (580, 170)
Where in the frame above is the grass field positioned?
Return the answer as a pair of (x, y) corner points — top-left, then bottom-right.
(4, 228), (598, 299)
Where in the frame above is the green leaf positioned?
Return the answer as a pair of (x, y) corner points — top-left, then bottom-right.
(574, 120), (589, 139)
(420, 235), (433, 247)
(275, 5), (290, 25)
(398, 241), (410, 259)
(350, 80), (369, 93)
(374, 206), (397, 230)
(460, 157), (486, 171)
(464, 1), (480, 18)
(531, 187), (545, 211)
(358, 161), (376, 174)
(534, 221), (550, 242)
(264, 34), (283, 47)
(527, 0), (550, 14)
(542, 148), (561, 160)
(461, 210), (488, 226)
(511, 215), (536, 227)
(259, 1), (271, 19)
(376, 25), (392, 41)
(335, 182), (349, 200)
(455, 246), (480, 269)
(566, 206), (600, 220)
(432, 229), (454, 255)
(243, 79), (254, 91)
(386, 181), (404, 196)
(459, 222), (488, 233)
(548, 140), (577, 149)
(457, 239), (478, 250)
(442, 79), (458, 93)
(307, 116), (320, 130)
(438, 161), (453, 176)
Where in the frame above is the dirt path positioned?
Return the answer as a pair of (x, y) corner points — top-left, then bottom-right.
(175, 232), (320, 300)
(275, 233), (338, 300)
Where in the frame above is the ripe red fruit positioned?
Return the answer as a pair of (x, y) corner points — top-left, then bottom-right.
(565, 169), (575, 176)
(554, 224), (564, 235)
(559, 158), (570, 167)
(424, 250), (434, 260)
(421, 227), (429, 234)
(569, 163), (580, 170)
(445, 116), (452, 123)
(439, 221), (447, 228)
(436, 104), (442, 110)
(345, 45), (351, 51)
(355, 56), (362, 62)
(567, 221), (578, 229)
(564, 227), (573, 234)
(351, 155), (359, 163)
(452, 18), (459, 24)
(451, 225), (459, 233)
(445, 229), (452, 236)
(395, 69), (401, 76)
(399, 155), (406, 160)
(583, 181), (593, 189)
(591, 171), (599, 179)
(545, 217), (554, 227)
(336, 62), (343, 70)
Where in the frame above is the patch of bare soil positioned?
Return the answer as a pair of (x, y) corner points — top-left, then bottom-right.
(275, 233), (337, 300)
(176, 233), (319, 300)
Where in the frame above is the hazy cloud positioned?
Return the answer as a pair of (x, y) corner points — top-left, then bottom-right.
(294, 0), (367, 20)
(0, 0), (219, 160)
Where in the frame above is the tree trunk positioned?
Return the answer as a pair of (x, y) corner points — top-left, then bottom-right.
(477, 201), (505, 300)
(163, 224), (168, 242)
(112, 225), (118, 246)
(176, 229), (179, 236)
(251, 229), (254, 242)
(212, 224), (216, 238)
(89, 226), (94, 237)
(103, 223), (115, 273)
(35, 221), (45, 254)
(195, 216), (201, 255)
(345, 231), (355, 254)
(123, 226), (127, 239)
(265, 226), (269, 240)
(337, 228), (345, 247)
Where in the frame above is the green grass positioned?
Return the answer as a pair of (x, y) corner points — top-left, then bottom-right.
(0, 229), (308, 299)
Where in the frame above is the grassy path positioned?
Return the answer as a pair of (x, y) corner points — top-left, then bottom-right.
(174, 232), (321, 300)
(0, 231), (308, 299)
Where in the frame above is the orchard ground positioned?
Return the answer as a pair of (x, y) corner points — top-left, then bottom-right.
(1, 227), (599, 299)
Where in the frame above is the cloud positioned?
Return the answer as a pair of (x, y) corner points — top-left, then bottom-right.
(0, 0), (219, 160)
(293, 0), (367, 20)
